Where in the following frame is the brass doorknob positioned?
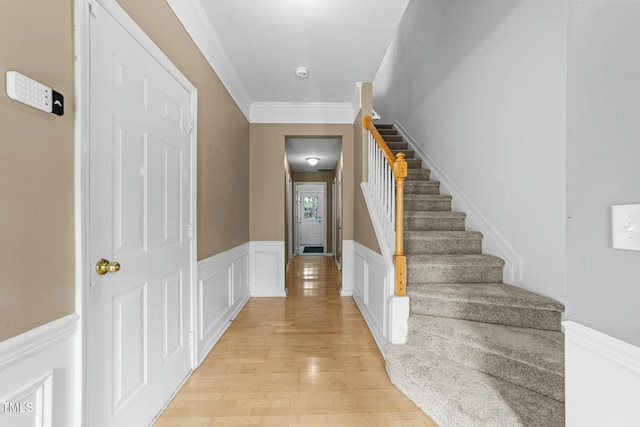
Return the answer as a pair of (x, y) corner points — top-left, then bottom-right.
(96, 259), (121, 275)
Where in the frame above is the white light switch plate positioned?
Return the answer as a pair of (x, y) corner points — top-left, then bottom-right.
(612, 204), (640, 251)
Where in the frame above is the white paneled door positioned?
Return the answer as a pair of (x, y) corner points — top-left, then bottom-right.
(296, 183), (325, 253)
(88, 3), (194, 426)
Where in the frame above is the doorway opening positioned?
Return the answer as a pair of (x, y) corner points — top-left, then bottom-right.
(284, 137), (341, 262)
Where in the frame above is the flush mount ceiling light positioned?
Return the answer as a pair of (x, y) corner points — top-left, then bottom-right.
(295, 66), (309, 79)
(306, 157), (319, 166)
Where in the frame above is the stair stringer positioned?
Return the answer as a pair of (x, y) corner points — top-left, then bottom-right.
(394, 120), (523, 286)
(359, 182), (410, 345)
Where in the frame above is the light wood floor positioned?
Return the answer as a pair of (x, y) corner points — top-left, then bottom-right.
(154, 255), (437, 427)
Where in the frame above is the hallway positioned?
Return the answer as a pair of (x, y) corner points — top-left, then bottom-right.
(154, 256), (437, 426)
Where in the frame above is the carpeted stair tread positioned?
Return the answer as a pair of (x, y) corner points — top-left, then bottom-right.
(407, 316), (564, 401)
(407, 254), (504, 267)
(374, 124), (394, 129)
(404, 211), (466, 231)
(405, 231), (483, 254)
(407, 254), (504, 283)
(383, 135), (404, 142)
(404, 194), (450, 211)
(409, 282), (564, 313)
(404, 181), (440, 195)
(384, 344), (565, 427)
(408, 283), (563, 331)
(378, 129), (398, 136)
(386, 142), (409, 150)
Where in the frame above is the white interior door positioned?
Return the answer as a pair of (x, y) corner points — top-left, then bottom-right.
(88, 3), (193, 426)
(296, 183), (325, 252)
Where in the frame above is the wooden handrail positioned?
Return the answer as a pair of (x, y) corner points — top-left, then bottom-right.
(363, 115), (408, 297)
(363, 116), (396, 166)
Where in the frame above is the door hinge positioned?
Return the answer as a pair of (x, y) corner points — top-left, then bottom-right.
(189, 331), (195, 347)
(189, 117), (194, 132)
(187, 224), (194, 239)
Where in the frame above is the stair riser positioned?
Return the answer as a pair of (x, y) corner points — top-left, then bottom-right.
(407, 263), (503, 283)
(405, 237), (482, 255)
(386, 142), (409, 150)
(406, 159), (423, 169)
(383, 135), (403, 142)
(406, 170), (431, 181)
(378, 130), (398, 136)
(406, 331), (565, 402)
(409, 298), (562, 331)
(404, 185), (440, 195)
(404, 199), (451, 211)
(406, 168), (430, 177)
(404, 216), (466, 231)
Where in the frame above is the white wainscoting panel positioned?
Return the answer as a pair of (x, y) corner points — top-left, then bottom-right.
(340, 240), (355, 296)
(352, 242), (389, 351)
(0, 314), (77, 427)
(249, 241), (286, 297)
(564, 321), (640, 427)
(197, 243), (250, 364)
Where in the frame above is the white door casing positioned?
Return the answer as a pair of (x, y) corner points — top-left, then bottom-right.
(295, 183), (326, 252)
(87, 2), (196, 426)
(332, 178), (336, 256)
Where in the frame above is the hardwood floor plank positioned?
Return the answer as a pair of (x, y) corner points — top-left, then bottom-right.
(154, 256), (437, 427)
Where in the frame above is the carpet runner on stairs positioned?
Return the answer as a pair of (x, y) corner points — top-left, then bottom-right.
(375, 123), (565, 427)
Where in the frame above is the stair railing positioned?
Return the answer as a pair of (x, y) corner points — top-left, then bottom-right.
(363, 115), (408, 296)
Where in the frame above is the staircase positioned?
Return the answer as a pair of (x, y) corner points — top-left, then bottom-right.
(375, 124), (565, 427)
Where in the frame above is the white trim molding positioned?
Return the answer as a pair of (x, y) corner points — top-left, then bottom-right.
(0, 314), (78, 427)
(250, 102), (356, 124)
(352, 242), (388, 351)
(249, 241), (286, 297)
(340, 240), (355, 296)
(196, 243), (250, 365)
(350, 242), (410, 351)
(564, 321), (640, 427)
(165, 0), (252, 119)
(359, 183), (409, 345)
(394, 120), (521, 285)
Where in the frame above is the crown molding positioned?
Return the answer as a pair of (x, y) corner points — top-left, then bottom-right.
(166, 0), (252, 120)
(250, 102), (356, 124)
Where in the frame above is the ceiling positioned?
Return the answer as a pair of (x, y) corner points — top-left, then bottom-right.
(192, 0), (410, 105)
(285, 137), (341, 173)
(166, 0), (409, 164)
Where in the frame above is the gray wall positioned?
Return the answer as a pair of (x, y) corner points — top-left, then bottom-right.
(373, 0), (640, 347)
(373, 0), (568, 302)
(566, 1), (640, 346)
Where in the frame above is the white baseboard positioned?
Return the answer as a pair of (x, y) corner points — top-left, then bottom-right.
(197, 243), (250, 365)
(0, 314), (78, 427)
(394, 120), (521, 285)
(564, 321), (640, 427)
(340, 240), (355, 296)
(249, 241), (286, 297)
(352, 242), (390, 352)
